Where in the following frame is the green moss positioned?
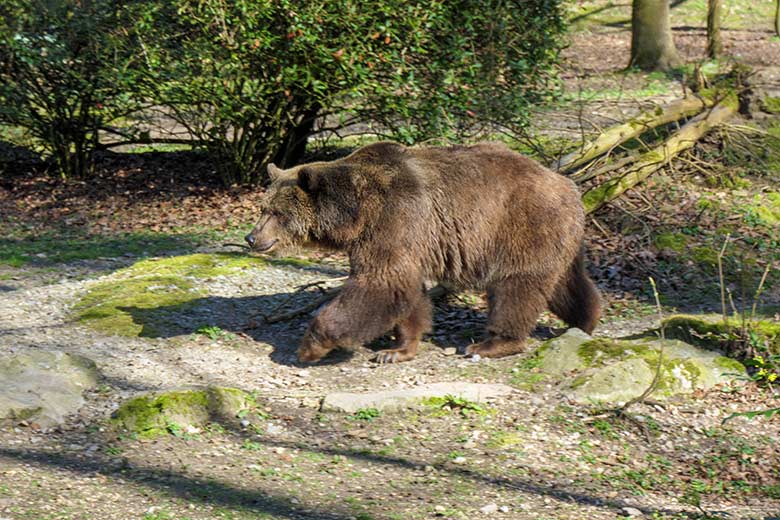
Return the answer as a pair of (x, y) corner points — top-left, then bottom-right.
(73, 276), (199, 336)
(762, 96), (780, 114)
(270, 256), (316, 268)
(714, 356), (746, 373)
(741, 192), (780, 228)
(577, 338), (648, 367)
(654, 232), (688, 252)
(641, 357), (702, 393)
(662, 314), (780, 354)
(690, 246), (718, 266)
(74, 253), (266, 337)
(111, 387), (254, 438)
(124, 252), (265, 279)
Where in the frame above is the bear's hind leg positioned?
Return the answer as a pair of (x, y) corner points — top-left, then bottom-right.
(466, 274), (551, 358)
(374, 295), (432, 364)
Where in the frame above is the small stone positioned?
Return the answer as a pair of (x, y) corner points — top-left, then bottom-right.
(434, 505), (446, 513)
(443, 347), (457, 356)
(621, 507), (644, 517)
(297, 370), (310, 378)
(499, 505), (510, 513)
(452, 456), (467, 465)
(266, 423), (284, 435)
(240, 419), (251, 427)
(470, 354), (482, 362)
(479, 503), (498, 514)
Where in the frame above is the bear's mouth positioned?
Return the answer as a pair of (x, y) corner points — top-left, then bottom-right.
(255, 239), (278, 252)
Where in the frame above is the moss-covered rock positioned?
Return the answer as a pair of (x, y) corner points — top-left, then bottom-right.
(526, 328), (746, 404)
(73, 253), (265, 337)
(662, 314), (780, 354)
(111, 386), (254, 438)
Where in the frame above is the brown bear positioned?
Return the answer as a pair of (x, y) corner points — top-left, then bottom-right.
(245, 141), (600, 364)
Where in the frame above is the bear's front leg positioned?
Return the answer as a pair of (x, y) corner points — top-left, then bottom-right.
(297, 277), (428, 364)
(297, 327), (338, 363)
(373, 295), (432, 364)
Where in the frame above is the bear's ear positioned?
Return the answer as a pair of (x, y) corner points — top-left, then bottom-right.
(297, 168), (319, 193)
(267, 163), (283, 182)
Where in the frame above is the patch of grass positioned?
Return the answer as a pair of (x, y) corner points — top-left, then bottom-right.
(348, 408), (381, 422)
(195, 325), (236, 342)
(0, 230), (203, 267)
(423, 395), (487, 417)
(241, 440), (263, 451)
(654, 232), (687, 252)
(125, 143), (193, 154)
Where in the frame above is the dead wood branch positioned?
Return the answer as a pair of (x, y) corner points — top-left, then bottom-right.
(257, 279), (452, 325)
(556, 96), (715, 174)
(582, 95), (738, 214)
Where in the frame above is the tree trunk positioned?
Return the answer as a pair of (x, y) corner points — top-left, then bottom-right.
(629, 0), (683, 71)
(273, 105), (321, 169)
(707, 0), (722, 59)
(775, 0), (780, 37)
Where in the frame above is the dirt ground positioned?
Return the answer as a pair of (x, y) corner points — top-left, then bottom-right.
(2, 9), (780, 520)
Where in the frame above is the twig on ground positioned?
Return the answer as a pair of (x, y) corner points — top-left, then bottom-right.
(618, 277), (666, 416)
(223, 242), (250, 250)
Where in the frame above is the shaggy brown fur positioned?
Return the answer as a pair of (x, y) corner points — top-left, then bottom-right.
(246, 142), (600, 363)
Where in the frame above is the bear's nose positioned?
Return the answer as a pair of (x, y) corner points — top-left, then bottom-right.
(245, 234), (256, 247)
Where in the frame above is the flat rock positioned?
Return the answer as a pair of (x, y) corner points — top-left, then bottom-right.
(0, 350), (98, 427)
(321, 382), (514, 413)
(532, 328), (745, 404)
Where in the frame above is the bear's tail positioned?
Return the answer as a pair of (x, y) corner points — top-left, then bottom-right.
(549, 248), (601, 333)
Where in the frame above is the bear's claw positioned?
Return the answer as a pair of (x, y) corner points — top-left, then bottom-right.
(373, 348), (416, 364)
(466, 337), (527, 358)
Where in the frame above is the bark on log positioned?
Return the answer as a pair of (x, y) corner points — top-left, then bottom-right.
(582, 95), (738, 214)
(556, 95), (714, 173)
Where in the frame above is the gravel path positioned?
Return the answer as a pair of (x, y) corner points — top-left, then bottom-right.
(1, 258), (779, 520)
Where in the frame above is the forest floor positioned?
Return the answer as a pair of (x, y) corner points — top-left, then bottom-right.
(1, 3), (780, 520)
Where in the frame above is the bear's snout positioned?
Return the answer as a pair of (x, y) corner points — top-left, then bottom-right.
(244, 233), (256, 247)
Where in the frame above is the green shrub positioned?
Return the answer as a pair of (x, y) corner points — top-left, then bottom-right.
(0, 0), (141, 178)
(131, 0), (566, 184)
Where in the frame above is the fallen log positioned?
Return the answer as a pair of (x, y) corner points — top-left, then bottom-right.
(582, 94), (738, 214)
(556, 95), (715, 173)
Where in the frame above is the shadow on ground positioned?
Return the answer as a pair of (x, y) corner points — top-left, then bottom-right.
(116, 290), (561, 368)
(0, 403), (720, 520)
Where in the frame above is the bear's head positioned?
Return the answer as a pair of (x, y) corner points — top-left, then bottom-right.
(245, 160), (382, 253)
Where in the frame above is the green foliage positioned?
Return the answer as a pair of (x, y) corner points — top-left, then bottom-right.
(130, 0), (566, 184)
(424, 394), (486, 416)
(195, 325), (236, 342)
(0, 230), (199, 267)
(723, 407), (780, 423)
(348, 408), (381, 422)
(0, 0), (141, 177)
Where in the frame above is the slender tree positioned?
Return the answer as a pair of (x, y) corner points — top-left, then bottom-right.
(629, 0), (683, 71)
(775, 0), (779, 37)
(707, 0), (722, 59)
